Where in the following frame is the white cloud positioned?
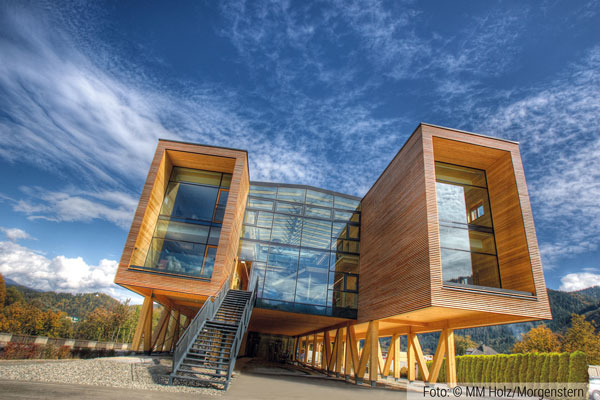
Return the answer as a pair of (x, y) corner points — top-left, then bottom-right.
(0, 227), (34, 242)
(559, 272), (600, 292)
(5, 187), (137, 229)
(0, 241), (142, 303)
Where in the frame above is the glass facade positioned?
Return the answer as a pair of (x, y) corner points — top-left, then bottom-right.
(435, 162), (501, 289)
(138, 167), (232, 279)
(239, 183), (361, 318)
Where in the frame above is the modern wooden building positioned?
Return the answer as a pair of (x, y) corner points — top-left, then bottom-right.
(114, 123), (551, 388)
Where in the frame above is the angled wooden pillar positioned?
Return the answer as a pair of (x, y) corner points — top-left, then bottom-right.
(132, 295), (152, 352)
(143, 298), (153, 353)
(335, 328), (345, 378)
(328, 329), (340, 374)
(409, 332), (430, 382)
(393, 334), (401, 381)
(170, 310), (182, 352)
(368, 321), (379, 387)
(377, 339), (384, 378)
(164, 309), (180, 352)
(344, 326), (358, 380)
(324, 331), (332, 372)
(151, 307), (170, 351)
(444, 328), (457, 386)
(428, 331), (447, 384)
(303, 336), (308, 364)
(312, 334), (317, 367)
(355, 330), (371, 384)
(382, 335), (395, 378)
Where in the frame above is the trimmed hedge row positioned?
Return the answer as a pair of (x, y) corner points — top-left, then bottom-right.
(417, 351), (588, 383)
(455, 352), (588, 383)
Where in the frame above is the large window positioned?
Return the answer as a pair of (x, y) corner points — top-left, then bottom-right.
(240, 183), (361, 318)
(137, 167), (231, 279)
(435, 162), (501, 289)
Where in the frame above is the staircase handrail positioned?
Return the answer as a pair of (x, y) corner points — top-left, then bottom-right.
(224, 279), (259, 388)
(172, 276), (230, 375)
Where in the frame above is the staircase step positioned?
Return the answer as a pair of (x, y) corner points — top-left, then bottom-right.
(179, 363), (230, 373)
(170, 374), (226, 387)
(184, 357), (231, 366)
(189, 347), (231, 355)
(205, 323), (238, 330)
(194, 337), (234, 344)
(177, 368), (229, 379)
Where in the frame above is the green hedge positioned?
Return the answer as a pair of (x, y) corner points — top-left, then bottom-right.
(451, 352), (590, 385)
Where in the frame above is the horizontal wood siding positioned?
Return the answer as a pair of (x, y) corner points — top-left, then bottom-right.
(358, 127), (432, 323)
(423, 125), (551, 320)
(115, 141), (249, 299)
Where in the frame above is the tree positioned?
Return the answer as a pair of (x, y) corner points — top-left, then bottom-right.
(512, 325), (560, 353)
(518, 352), (528, 382)
(548, 353), (560, 383)
(562, 314), (600, 364)
(5, 286), (24, 306)
(557, 352), (570, 383)
(0, 274), (5, 309)
(568, 351), (588, 383)
(455, 334), (477, 356)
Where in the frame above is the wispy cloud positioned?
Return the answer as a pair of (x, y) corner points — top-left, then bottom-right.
(0, 227), (34, 242)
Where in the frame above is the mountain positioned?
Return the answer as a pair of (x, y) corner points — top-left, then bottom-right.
(450, 286), (600, 353)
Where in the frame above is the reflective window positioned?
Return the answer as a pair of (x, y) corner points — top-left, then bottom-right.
(271, 214), (302, 246)
(140, 167), (230, 279)
(295, 249), (329, 305)
(250, 184), (277, 199)
(239, 183), (361, 318)
(263, 246), (299, 302)
(436, 162), (500, 289)
(305, 206), (331, 219)
(306, 190), (333, 208)
(277, 187), (305, 203)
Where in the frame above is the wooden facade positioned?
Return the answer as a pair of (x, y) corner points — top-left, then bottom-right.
(358, 123), (551, 329)
(115, 125), (551, 385)
(114, 140), (249, 310)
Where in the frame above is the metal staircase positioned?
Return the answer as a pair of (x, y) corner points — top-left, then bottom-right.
(169, 282), (257, 390)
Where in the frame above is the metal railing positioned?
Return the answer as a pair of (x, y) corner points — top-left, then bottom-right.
(223, 279), (259, 390)
(171, 277), (230, 377)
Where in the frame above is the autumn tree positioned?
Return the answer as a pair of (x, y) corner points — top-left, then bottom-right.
(0, 273), (5, 309)
(512, 324), (560, 353)
(562, 314), (600, 364)
(455, 334), (478, 356)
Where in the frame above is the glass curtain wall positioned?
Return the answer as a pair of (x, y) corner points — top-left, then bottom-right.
(435, 162), (501, 289)
(138, 167), (231, 279)
(239, 183), (360, 318)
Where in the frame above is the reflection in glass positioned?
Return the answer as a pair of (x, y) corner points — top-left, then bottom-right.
(264, 246), (299, 302)
(171, 167), (222, 186)
(240, 183), (361, 318)
(306, 190), (333, 207)
(301, 218), (332, 249)
(295, 249), (329, 305)
(277, 187), (305, 203)
(155, 219), (210, 244)
(271, 214), (302, 246)
(145, 239), (208, 277)
(162, 183), (219, 222)
(250, 184), (277, 199)
(436, 162), (500, 289)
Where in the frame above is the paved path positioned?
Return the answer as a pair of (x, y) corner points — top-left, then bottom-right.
(0, 372), (408, 399)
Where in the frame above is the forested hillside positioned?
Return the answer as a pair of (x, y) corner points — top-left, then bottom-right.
(418, 287), (600, 354)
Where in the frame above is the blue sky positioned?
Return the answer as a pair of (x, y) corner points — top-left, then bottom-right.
(0, 0), (598, 303)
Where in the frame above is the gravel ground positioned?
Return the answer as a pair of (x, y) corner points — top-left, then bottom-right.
(0, 356), (230, 395)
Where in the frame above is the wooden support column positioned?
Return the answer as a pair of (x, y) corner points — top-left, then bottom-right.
(151, 307), (170, 351)
(368, 321), (379, 387)
(382, 335), (395, 378)
(302, 336), (308, 364)
(335, 328), (345, 378)
(409, 332), (430, 382)
(428, 331), (447, 384)
(355, 327), (371, 384)
(377, 340), (384, 378)
(393, 334), (401, 381)
(143, 298), (153, 353)
(444, 328), (457, 387)
(293, 337), (299, 361)
(407, 333), (415, 382)
(324, 331), (332, 372)
(132, 295), (152, 352)
(312, 333), (317, 368)
(170, 310), (182, 352)
(328, 330), (339, 374)
(344, 326), (357, 380)
(164, 309), (179, 352)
